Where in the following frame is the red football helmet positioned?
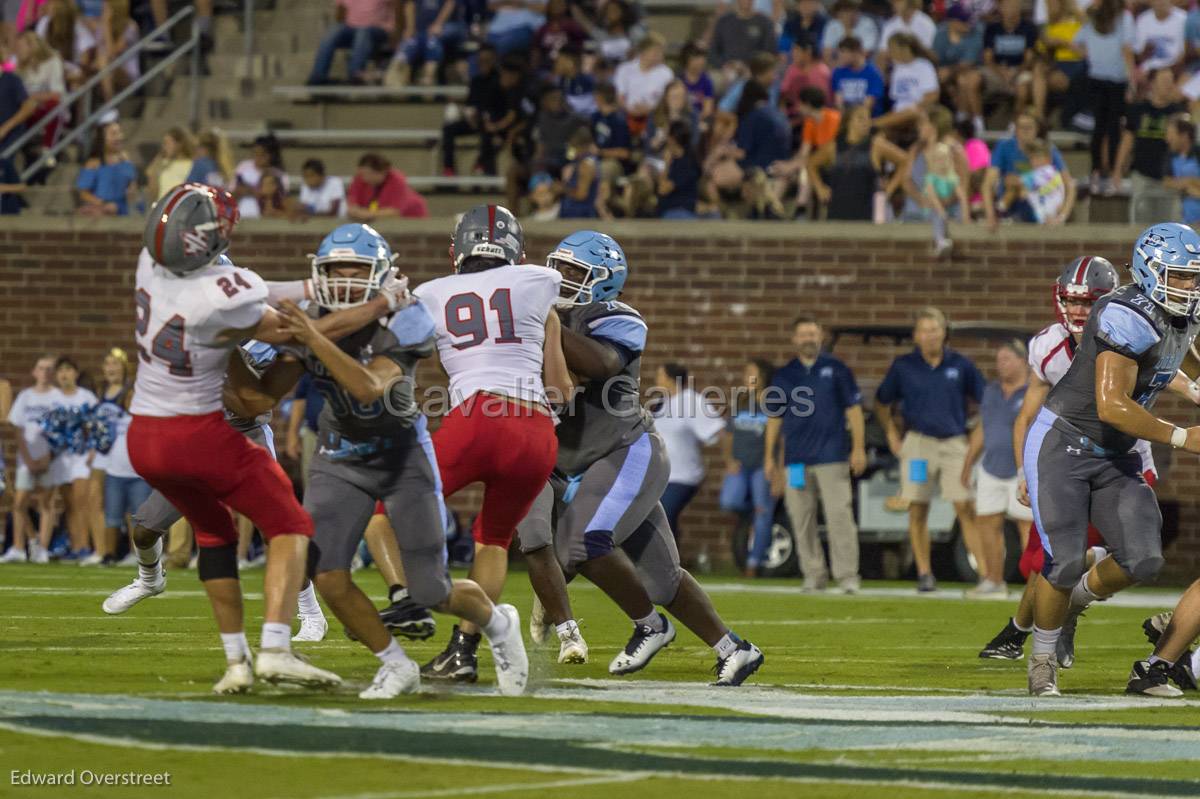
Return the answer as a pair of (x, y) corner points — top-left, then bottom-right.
(1054, 256), (1119, 334)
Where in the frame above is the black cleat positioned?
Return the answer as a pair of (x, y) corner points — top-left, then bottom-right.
(1167, 659), (1199, 691)
(380, 597), (437, 641)
(1142, 612), (1171, 646)
(979, 619), (1029, 660)
(421, 626), (480, 683)
(1126, 659), (1183, 697)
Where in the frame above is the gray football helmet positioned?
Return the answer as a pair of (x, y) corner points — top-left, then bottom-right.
(143, 183), (240, 276)
(1055, 256), (1119, 334)
(451, 204), (523, 271)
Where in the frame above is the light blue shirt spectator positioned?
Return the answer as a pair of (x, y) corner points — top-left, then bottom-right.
(75, 160), (137, 215)
(932, 21), (983, 66)
(1168, 147), (1200, 225)
(1073, 13), (1134, 83)
(821, 15), (879, 58)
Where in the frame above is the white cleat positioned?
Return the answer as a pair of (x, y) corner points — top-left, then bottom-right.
(102, 568), (166, 615)
(712, 640), (765, 686)
(529, 595), (552, 646)
(255, 649), (342, 688)
(359, 659), (421, 699)
(213, 660), (254, 695)
(486, 604), (529, 696)
(0, 546), (28, 564)
(292, 614), (328, 642)
(1028, 653), (1061, 697)
(557, 625), (589, 664)
(609, 614), (676, 676)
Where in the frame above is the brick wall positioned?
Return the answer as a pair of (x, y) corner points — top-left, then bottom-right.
(4, 218), (1199, 581)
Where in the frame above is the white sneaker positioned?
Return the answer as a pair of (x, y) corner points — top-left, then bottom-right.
(712, 640), (765, 686)
(255, 649), (342, 688)
(237, 558), (252, 571)
(557, 625), (588, 664)
(609, 614), (676, 675)
(187, 554), (198, 570)
(30, 545), (49, 565)
(102, 567), (166, 615)
(359, 658), (420, 699)
(292, 614), (328, 642)
(79, 552), (105, 567)
(116, 552), (139, 567)
(0, 546), (27, 563)
(213, 660), (254, 695)
(1028, 653), (1061, 697)
(529, 595), (552, 646)
(485, 604), (529, 696)
(965, 580), (1007, 599)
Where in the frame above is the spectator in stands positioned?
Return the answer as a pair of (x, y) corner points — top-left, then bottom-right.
(305, 0), (398, 86)
(559, 126), (608, 219)
(710, 0), (776, 77)
(347, 151), (429, 220)
(527, 172), (560, 220)
(720, 358), (776, 579)
(874, 33), (939, 132)
(1033, 0), (1086, 124)
(780, 0), (827, 54)
(1072, 0), (1134, 196)
(982, 111), (1074, 228)
(15, 31), (65, 149)
(75, 120), (135, 216)
(486, 0), (546, 56)
(592, 82), (633, 178)
(1133, 0), (1186, 78)
(922, 141), (970, 253)
(651, 362), (726, 546)
(1002, 137), (1069, 223)
(555, 47), (596, 116)
(94, 347), (148, 567)
(680, 42), (716, 120)
(901, 107), (969, 254)
(701, 110), (745, 213)
(717, 50), (778, 115)
(145, 126), (195, 202)
(0, 56), (29, 215)
(257, 171), (289, 218)
(187, 128), (235, 188)
(876, 306), (985, 593)
(534, 0), (586, 69)
(440, 44), (503, 176)
(52, 355), (98, 560)
(808, 103), (907, 220)
(951, 116), (990, 212)
(574, 0), (636, 64)
(933, 5), (984, 136)
(297, 158), (347, 218)
(879, 0), (936, 57)
(982, 0), (1038, 118)
(831, 36), (884, 115)
(780, 33), (831, 129)
(1116, 68), (1187, 223)
(396, 0), (466, 87)
(96, 0), (138, 102)
(821, 0), (878, 63)
(1165, 115), (1200, 225)
(233, 133), (286, 219)
(656, 119), (703, 218)
(962, 339), (1032, 598)
(735, 82), (789, 219)
(765, 315), (865, 593)
(766, 87), (837, 210)
(515, 82), (587, 205)
(36, 0), (95, 88)
(613, 31), (673, 135)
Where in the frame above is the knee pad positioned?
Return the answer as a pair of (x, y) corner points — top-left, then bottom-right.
(581, 530), (615, 562)
(1043, 555), (1087, 591)
(645, 567), (683, 607)
(1124, 553), (1165, 584)
(197, 544), (239, 582)
(407, 570), (451, 608)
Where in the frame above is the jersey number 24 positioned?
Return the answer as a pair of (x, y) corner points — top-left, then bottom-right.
(135, 290), (192, 377)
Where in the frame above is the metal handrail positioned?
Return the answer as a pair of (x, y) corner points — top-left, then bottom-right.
(1, 5), (196, 163)
(15, 18), (201, 182)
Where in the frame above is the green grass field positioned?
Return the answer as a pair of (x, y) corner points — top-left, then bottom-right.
(2, 563), (1198, 799)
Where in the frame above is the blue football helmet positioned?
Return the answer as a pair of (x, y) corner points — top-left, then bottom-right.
(310, 223), (396, 309)
(1131, 223), (1200, 318)
(547, 230), (627, 306)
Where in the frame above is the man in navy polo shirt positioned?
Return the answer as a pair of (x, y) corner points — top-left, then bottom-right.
(875, 306), (986, 593)
(764, 315), (867, 593)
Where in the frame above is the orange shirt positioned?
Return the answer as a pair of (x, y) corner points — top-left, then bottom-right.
(802, 108), (842, 149)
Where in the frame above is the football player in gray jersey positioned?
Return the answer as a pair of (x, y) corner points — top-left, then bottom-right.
(1024, 223), (1200, 698)
(228, 224), (528, 699)
(514, 230), (764, 686)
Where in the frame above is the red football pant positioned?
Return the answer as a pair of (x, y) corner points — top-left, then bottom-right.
(1020, 469), (1156, 579)
(128, 412), (313, 549)
(434, 394), (558, 547)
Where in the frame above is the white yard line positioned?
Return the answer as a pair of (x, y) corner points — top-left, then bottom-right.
(311, 774), (646, 799)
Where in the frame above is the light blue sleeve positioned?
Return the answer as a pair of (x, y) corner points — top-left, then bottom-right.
(240, 339), (279, 371)
(588, 314), (648, 354)
(1097, 303), (1161, 357)
(388, 302), (436, 347)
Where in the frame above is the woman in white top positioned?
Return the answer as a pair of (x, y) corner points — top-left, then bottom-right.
(613, 31), (675, 131)
(15, 31), (67, 148)
(5, 356), (64, 564)
(35, 0), (96, 88)
(875, 32), (940, 132)
(650, 362), (727, 545)
(51, 356), (99, 560)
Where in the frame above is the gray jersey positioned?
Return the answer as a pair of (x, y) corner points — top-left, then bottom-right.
(1044, 284), (1200, 453)
(286, 306), (435, 442)
(556, 300), (652, 475)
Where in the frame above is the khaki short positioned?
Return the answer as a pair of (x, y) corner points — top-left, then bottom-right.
(900, 432), (970, 504)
